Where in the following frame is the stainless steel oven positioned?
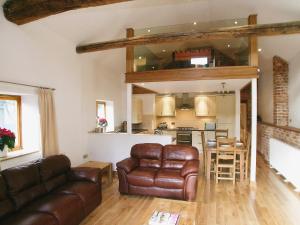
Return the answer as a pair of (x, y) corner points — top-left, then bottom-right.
(176, 127), (193, 145)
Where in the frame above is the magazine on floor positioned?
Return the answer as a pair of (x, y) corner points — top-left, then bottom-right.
(148, 211), (179, 225)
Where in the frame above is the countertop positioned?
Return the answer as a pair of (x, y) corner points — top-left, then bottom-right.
(156, 128), (222, 132)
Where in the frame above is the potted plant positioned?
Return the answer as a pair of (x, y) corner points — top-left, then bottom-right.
(96, 117), (108, 133)
(0, 128), (15, 157)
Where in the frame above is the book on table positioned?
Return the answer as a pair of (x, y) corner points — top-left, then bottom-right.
(148, 211), (179, 225)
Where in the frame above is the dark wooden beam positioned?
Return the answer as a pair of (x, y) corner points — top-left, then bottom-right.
(77, 20), (300, 53)
(126, 28), (134, 73)
(126, 66), (258, 83)
(132, 85), (157, 94)
(248, 14), (258, 67)
(3, 0), (133, 25)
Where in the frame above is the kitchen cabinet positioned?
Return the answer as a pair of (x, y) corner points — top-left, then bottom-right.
(192, 131), (203, 152)
(132, 96), (143, 124)
(156, 95), (176, 117)
(216, 95), (235, 137)
(194, 95), (216, 117)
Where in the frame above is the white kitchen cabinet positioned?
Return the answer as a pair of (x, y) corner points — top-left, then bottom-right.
(156, 95), (176, 117)
(132, 96), (143, 124)
(192, 131), (203, 152)
(194, 95), (216, 117)
(216, 95), (235, 137)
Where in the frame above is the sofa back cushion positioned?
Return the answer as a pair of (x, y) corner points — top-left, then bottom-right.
(1, 163), (47, 209)
(131, 143), (163, 169)
(0, 175), (15, 219)
(39, 155), (71, 192)
(162, 145), (199, 169)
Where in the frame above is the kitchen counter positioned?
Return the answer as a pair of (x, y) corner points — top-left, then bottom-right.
(157, 128), (222, 132)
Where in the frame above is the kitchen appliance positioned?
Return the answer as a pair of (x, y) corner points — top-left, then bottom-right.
(176, 127), (193, 145)
(157, 122), (168, 130)
(205, 122), (216, 130)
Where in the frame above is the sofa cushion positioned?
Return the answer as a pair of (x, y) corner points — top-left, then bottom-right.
(1, 163), (47, 209)
(131, 143), (163, 169)
(23, 194), (85, 225)
(155, 169), (184, 189)
(162, 145), (199, 169)
(40, 155), (71, 192)
(54, 182), (101, 215)
(0, 212), (58, 225)
(0, 175), (15, 219)
(127, 168), (158, 187)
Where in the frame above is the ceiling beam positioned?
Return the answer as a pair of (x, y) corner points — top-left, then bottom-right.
(3, 0), (133, 25)
(77, 20), (300, 53)
(132, 85), (157, 94)
(126, 66), (258, 83)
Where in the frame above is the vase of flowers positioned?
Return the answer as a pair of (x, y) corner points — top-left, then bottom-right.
(0, 128), (15, 158)
(96, 117), (108, 133)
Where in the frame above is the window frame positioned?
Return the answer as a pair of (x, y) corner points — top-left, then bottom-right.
(96, 101), (106, 119)
(0, 95), (22, 151)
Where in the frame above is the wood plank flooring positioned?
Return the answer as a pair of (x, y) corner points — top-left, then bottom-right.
(81, 155), (300, 225)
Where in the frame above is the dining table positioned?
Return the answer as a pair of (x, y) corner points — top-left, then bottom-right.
(204, 143), (247, 181)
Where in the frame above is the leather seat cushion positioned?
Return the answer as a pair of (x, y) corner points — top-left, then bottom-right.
(0, 212), (58, 225)
(155, 169), (184, 189)
(23, 194), (85, 225)
(127, 168), (158, 187)
(54, 182), (101, 215)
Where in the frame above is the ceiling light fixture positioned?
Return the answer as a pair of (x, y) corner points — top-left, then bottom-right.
(162, 49), (166, 53)
(147, 29), (151, 33)
(258, 48), (262, 52)
(257, 68), (261, 72)
(234, 21), (238, 25)
(138, 56), (142, 60)
(227, 44), (231, 48)
(193, 22), (197, 25)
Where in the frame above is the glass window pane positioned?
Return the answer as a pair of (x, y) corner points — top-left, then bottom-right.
(97, 103), (106, 119)
(0, 100), (19, 145)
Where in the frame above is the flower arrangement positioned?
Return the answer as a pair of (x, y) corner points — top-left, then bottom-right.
(97, 117), (108, 128)
(0, 128), (15, 151)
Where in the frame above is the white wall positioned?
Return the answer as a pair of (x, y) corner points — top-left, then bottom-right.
(258, 68), (274, 123)
(289, 52), (300, 128)
(0, 7), (96, 166)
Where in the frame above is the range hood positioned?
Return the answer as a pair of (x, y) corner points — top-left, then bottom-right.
(177, 93), (193, 110)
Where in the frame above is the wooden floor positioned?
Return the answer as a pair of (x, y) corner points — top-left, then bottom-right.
(81, 155), (300, 225)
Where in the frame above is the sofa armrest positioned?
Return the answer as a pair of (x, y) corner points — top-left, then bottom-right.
(181, 160), (199, 177)
(116, 158), (138, 173)
(68, 167), (102, 184)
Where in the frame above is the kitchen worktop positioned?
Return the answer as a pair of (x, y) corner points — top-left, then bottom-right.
(157, 128), (219, 132)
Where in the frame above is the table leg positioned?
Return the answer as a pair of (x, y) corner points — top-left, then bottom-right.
(108, 163), (113, 184)
(206, 152), (211, 180)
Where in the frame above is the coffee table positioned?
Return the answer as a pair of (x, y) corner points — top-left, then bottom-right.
(136, 198), (197, 225)
(80, 161), (113, 186)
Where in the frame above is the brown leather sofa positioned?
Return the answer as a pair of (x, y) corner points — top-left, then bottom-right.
(117, 144), (199, 201)
(0, 155), (102, 225)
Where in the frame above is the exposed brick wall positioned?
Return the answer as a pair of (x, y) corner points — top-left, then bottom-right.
(273, 56), (289, 126)
(257, 123), (300, 161)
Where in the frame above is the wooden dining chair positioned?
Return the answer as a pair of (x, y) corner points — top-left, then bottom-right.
(216, 137), (236, 148)
(215, 129), (229, 140)
(216, 147), (237, 184)
(202, 131), (217, 177)
(236, 132), (251, 179)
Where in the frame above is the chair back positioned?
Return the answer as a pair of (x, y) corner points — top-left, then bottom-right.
(216, 147), (237, 161)
(217, 137), (236, 148)
(215, 129), (228, 140)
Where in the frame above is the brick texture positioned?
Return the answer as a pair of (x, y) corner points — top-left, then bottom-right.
(273, 56), (289, 126)
(257, 123), (300, 161)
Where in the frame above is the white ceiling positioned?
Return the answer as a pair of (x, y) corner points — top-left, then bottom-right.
(136, 79), (251, 94)
(4, 0), (300, 75)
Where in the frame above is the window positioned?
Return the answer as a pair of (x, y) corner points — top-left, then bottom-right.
(0, 95), (22, 150)
(96, 101), (106, 119)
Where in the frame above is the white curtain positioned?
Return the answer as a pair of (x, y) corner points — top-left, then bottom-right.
(38, 88), (59, 157)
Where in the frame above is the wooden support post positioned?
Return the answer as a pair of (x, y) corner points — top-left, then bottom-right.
(248, 14), (258, 67)
(126, 28), (134, 73)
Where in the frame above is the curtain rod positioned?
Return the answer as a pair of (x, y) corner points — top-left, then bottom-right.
(0, 81), (56, 91)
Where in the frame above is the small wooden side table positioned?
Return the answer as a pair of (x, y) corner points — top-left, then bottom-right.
(79, 161), (113, 186)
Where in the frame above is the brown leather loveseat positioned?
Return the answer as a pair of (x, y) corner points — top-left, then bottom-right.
(0, 155), (102, 225)
(117, 144), (199, 201)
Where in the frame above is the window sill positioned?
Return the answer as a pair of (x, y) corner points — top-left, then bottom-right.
(0, 149), (41, 162)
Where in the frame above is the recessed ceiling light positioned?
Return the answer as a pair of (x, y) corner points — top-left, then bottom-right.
(193, 22), (197, 25)
(147, 29), (151, 33)
(234, 21), (238, 25)
(138, 56), (142, 60)
(227, 44), (231, 48)
(258, 48), (262, 52)
(162, 49), (166, 53)
(257, 68), (261, 72)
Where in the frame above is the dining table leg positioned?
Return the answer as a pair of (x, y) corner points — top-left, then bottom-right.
(206, 151), (211, 180)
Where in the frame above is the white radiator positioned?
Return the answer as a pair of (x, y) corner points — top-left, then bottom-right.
(270, 138), (300, 191)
